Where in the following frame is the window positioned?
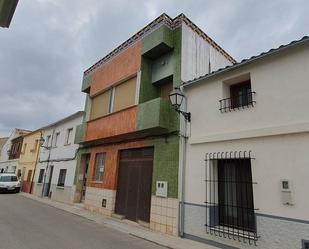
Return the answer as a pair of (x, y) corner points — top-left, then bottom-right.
(26, 170), (32, 182)
(90, 89), (112, 119)
(230, 80), (252, 108)
(65, 128), (73, 145)
(17, 169), (21, 178)
(303, 240), (309, 249)
(57, 169), (67, 187)
(112, 77), (136, 112)
(94, 153), (106, 182)
(205, 151), (257, 244)
(38, 169), (44, 183)
(53, 132), (60, 147)
(217, 159), (255, 231)
(46, 135), (51, 147)
(31, 140), (38, 152)
(90, 77), (137, 120)
(219, 79), (256, 112)
(22, 143), (27, 154)
(0, 175), (18, 182)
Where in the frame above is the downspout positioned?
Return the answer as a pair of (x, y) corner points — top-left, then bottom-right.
(29, 131), (42, 194)
(41, 129), (55, 197)
(178, 85), (188, 237)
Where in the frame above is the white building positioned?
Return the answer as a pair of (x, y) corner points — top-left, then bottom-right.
(33, 111), (84, 204)
(0, 128), (31, 173)
(181, 36), (309, 249)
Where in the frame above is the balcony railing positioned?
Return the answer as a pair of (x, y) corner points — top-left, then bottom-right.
(219, 91), (256, 113)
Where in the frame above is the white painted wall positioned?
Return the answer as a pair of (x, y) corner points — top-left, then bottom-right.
(184, 43), (309, 220)
(181, 23), (232, 82)
(34, 113), (83, 189)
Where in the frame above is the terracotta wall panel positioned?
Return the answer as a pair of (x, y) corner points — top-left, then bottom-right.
(87, 140), (147, 190)
(85, 106), (138, 141)
(90, 42), (142, 96)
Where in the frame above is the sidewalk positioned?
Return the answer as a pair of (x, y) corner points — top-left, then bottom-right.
(20, 193), (217, 249)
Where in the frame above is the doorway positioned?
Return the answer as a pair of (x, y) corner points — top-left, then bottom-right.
(115, 147), (154, 223)
(44, 165), (53, 197)
(80, 154), (90, 202)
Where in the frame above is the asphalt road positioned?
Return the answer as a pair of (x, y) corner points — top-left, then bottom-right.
(0, 193), (165, 249)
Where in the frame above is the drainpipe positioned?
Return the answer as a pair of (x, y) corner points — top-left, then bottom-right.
(178, 85), (188, 237)
(41, 129), (55, 197)
(29, 131), (42, 194)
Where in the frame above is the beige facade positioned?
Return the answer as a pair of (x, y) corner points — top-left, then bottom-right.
(17, 130), (41, 193)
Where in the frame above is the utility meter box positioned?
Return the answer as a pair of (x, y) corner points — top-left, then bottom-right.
(156, 181), (168, 197)
(280, 179), (293, 205)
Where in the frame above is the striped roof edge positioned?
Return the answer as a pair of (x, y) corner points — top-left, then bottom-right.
(83, 13), (236, 77)
(183, 35), (309, 87)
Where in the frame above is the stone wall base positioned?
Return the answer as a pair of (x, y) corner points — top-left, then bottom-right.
(150, 196), (178, 236)
(84, 187), (116, 216)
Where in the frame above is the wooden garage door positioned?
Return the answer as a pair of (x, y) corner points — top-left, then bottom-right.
(115, 147), (154, 222)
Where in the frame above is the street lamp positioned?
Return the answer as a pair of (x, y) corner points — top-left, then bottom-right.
(169, 87), (191, 237)
(169, 88), (191, 122)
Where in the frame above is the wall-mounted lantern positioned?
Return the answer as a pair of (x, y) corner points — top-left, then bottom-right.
(169, 88), (191, 122)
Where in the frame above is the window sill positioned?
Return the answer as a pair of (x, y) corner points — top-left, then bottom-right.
(36, 183), (42, 185)
(91, 181), (103, 184)
(56, 186), (65, 189)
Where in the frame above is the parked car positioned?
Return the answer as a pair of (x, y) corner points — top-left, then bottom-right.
(0, 173), (21, 193)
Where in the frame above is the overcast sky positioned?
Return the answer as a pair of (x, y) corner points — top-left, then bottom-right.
(0, 0), (308, 137)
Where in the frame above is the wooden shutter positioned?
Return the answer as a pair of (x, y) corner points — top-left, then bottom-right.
(113, 77), (136, 112)
(90, 89), (111, 120)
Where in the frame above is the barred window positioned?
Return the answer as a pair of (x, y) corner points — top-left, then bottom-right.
(38, 169), (44, 183)
(94, 153), (106, 182)
(205, 151), (258, 244)
(57, 169), (66, 187)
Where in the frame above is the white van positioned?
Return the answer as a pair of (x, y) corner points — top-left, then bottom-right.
(0, 173), (21, 193)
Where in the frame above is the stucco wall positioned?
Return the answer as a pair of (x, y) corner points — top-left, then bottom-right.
(183, 43), (309, 248)
(186, 44), (309, 143)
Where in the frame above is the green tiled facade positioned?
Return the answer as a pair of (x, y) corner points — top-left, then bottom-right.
(147, 135), (179, 198)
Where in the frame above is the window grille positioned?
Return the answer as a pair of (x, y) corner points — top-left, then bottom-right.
(94, 153), (106, 182)
(205, 151), (258, 245)
(38, 169), (44, 183)
(219, 80), (256, 113)
(303, 240), (309, 249)
(57, 169), (66, 187)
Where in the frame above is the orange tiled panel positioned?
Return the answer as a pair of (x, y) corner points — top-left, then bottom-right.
(85, 106), (138, 141)
(90, 42), (142, 96)
(87, 140), (147, 190)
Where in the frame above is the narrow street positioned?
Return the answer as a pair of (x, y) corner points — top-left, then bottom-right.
(0, 193), (165, 249)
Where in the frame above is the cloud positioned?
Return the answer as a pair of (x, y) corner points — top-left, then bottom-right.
(0, 0), (308, 136)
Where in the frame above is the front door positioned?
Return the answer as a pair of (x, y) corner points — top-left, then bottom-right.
(81, 154), (90, 202)
(44, 165), (53, 197)
(115, 147), (154, 223)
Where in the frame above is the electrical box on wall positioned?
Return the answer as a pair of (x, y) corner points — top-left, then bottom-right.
(280, 179), (293, 205)
(156, 181), (168, 197)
